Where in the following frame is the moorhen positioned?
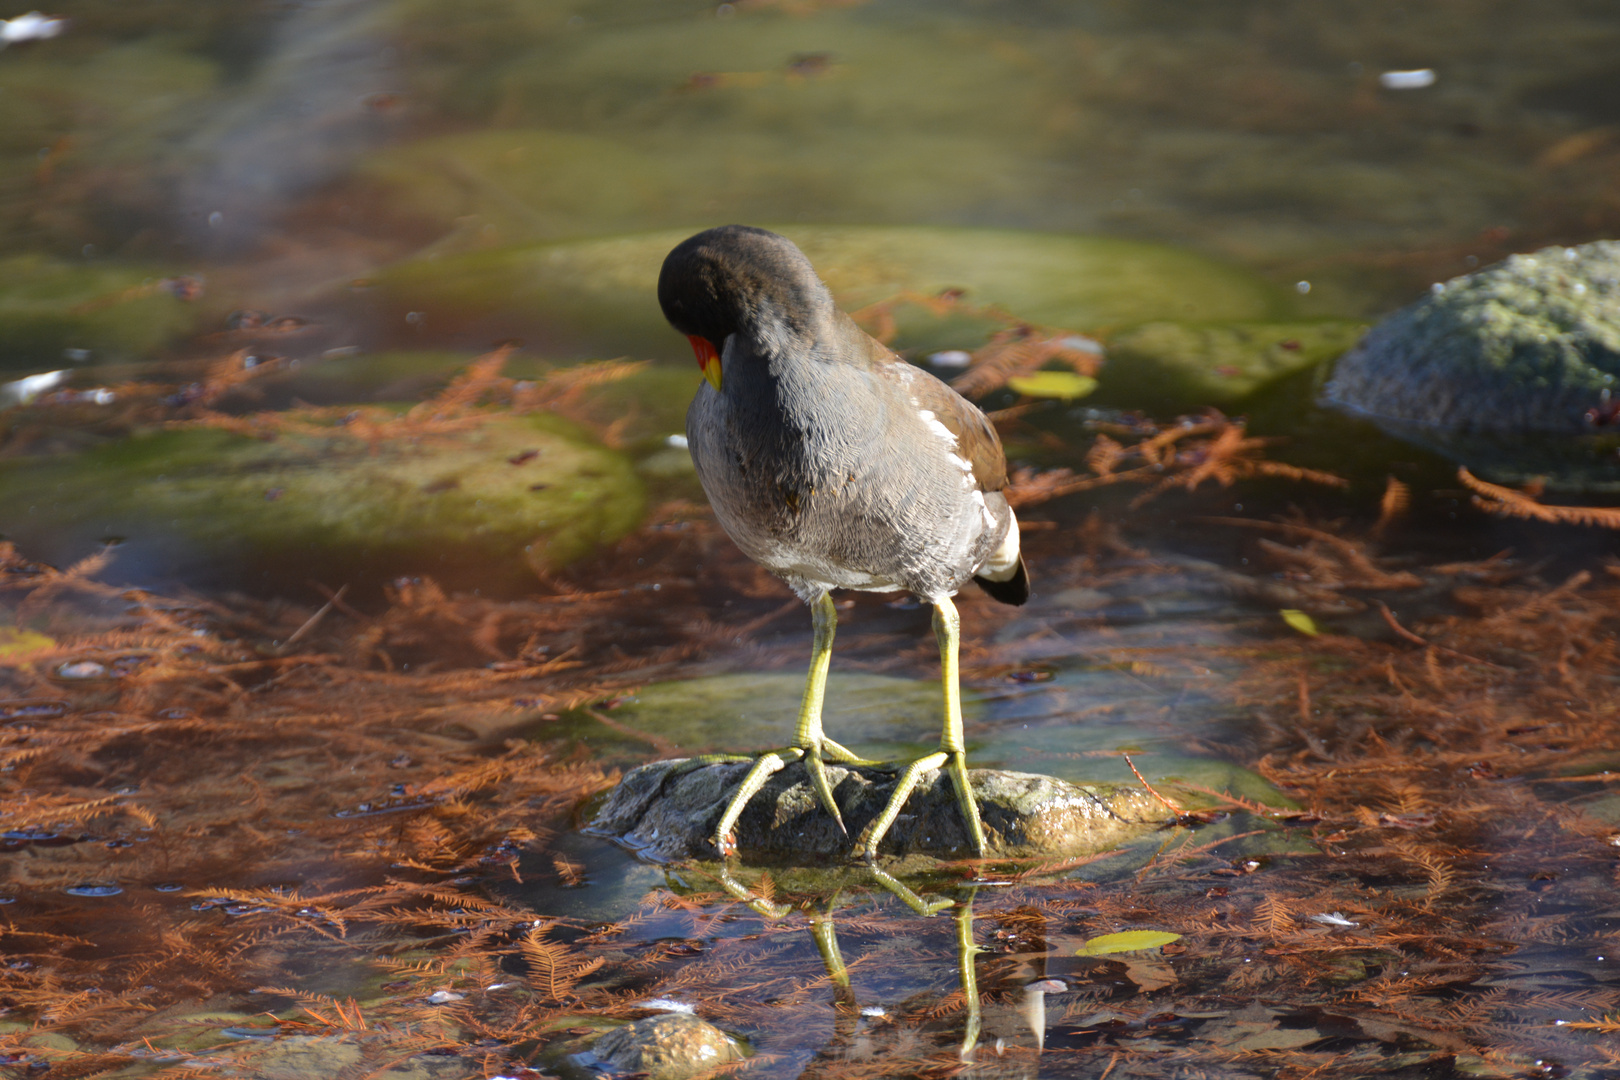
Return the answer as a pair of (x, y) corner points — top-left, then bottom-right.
(658, 225), (1029, 858)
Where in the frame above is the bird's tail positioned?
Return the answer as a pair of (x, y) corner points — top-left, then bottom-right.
(976, 555), (1030, 606)
(974, 506), (1029, 606)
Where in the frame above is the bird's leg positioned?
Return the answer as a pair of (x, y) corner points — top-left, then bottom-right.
(710, 746), (800, 854)
(934, 596), (989, 856)
(869, 864), (954, 916)
(956, 887), (983, 1060)
(709, 593), (884, 854)
(810, 911), (859, 1024)
(852, 597), (988, 859)
(795, 592), (855, 832)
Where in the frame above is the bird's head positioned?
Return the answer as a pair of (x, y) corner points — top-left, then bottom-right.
(657, 225), (829, 392)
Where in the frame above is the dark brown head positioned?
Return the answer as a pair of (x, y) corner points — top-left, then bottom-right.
(657, 225), (831, 390)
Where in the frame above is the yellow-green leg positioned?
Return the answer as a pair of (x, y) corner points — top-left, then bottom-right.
(810, 911), (859, 1022)
(957, 887), (982, 1059)
(708, 593), (877, 854)
(869, 865), (954, 916)
(852, 596), (989, 859)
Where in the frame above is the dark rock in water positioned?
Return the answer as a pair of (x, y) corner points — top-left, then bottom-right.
(1321, 242), (1620, 488)
(582, 1013), (743, 1080)
(589, 758), (1168, 863)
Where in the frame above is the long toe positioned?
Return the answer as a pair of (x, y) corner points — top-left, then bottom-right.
(946, 752), (989, 856)
(803, 750), (847, 834)
(852, 751), (948, 859)
(710, 749), (794, 855)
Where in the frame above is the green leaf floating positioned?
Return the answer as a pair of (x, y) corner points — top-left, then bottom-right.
(1279, 609), (1319, 637)
(1075, 930), (1182, 956)
(1005, 371), (1098, 401)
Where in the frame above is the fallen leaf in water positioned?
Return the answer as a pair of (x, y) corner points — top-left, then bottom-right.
(1006, 371), (1098, 401)
(1120, 955), (1177, 991)
(1280, 609), (1319, 636)
(1076, 930), (1182, 955)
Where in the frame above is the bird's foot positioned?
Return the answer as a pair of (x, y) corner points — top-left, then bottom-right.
(804, 737), (888, 836)
(851, 750), (988, 860)
(709, 739), (871, 855)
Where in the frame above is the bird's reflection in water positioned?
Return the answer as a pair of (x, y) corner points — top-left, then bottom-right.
(712, 866), (1046, 1077)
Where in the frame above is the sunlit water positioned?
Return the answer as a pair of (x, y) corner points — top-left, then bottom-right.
(1, 2), (1619, 1078)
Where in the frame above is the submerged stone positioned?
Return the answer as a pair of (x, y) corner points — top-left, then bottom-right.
(0, 411), (643, 592)
(362, 226), (1288, 362)
(584, 1013), (743, 1080)
(558, 671), (982, 761)
(0, 40), (220, 257)
(180, 350), (699, 456)
(1321, 242), (1620, 488)
(0, 256), (203, 371)
(588, 758), (1168, 862)
(242, 1035), (477, 1080)
(1100, 319), (1367, 407)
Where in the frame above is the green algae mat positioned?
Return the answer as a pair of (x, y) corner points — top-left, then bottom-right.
(0, 410), (643, 592)
(364, 225), (1293, 361)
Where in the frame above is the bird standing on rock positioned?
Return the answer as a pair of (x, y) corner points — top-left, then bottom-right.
(658, 225), (1029, 858)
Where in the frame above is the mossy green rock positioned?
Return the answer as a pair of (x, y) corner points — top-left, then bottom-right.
(1325, 243), (1620, 433)
(0, 256), (203, 370)
(354, 10), (1109, 243)
(561, 671), (982, 761)
(0, 412), (643, 592)
(1100, 319), (1367, 407)
(564, 669), (1291, 813)
(365, 226), (1288, 360)
(228, 1035), (478, 1080)
(968, 668), (1298, 809)
(183, 350), (698, 448)
(1321, 242), (1620, 487)
(0, 40), (221, 254)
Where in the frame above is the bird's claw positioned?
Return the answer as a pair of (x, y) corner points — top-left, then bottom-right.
(849, 750), (988, 860)
(710, 742), (858, 856)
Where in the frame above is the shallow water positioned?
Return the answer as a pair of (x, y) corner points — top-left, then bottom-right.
(2, 2), (1620, 1078)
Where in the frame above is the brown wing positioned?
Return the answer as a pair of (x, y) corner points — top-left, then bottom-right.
(897, 359), (1010, 493)
(836, 310), (1011, 493)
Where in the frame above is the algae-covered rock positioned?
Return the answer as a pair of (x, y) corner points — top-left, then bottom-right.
(969, 672), (1299, 810)
(0, 411), (643, 592)
(238, 1035), (477, 1080)
(1324, 243), (1620, 433)
(0, 40), (222, 255)
(584, 1013), (743, 1080)
(0, 256), (203, 370)
(245, 1035), (364, 1078)
(355, 10), (1095, 245)
(363, 226), (1288, 361)
(555, 671), (983, 761)
(175, 350), (697, 444)
(1100, 319), (1367, 407)
(1320, 242), (1620, 488)
(547, 361), (703, 454)
(588, 758), (1167, 862)
(560, 669), (1294, 820)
